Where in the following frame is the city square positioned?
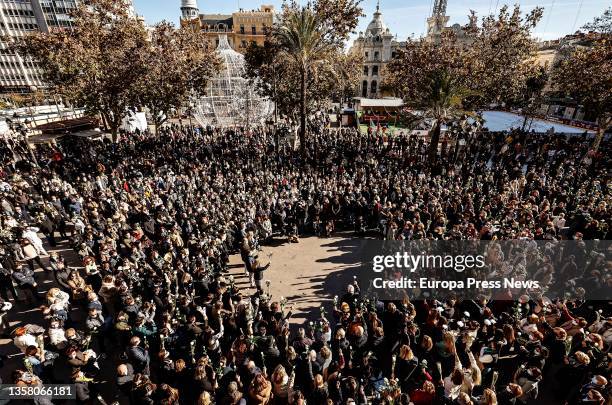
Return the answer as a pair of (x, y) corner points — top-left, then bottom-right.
(0, 1), (610, 405)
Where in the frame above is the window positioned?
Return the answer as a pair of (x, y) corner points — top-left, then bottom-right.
(241, 40), (247, 48)
(365, 52), (369, 59)
(372, 65), (378, 76)
(363, 66), (368, 76)
(362, 81), (368, 97)
(392, 52), (396, 59)
(3, 9), (34, 17)
(252, 25), (256, 35)
(240, 25), (245, 34)
(374, 51), (380, 61)
(371, 80), (377, 93)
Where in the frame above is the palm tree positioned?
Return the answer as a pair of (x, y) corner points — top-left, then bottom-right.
(423, 69), (469, 161)
(274, 7), (334, 157)
(384, 36), (473, 162)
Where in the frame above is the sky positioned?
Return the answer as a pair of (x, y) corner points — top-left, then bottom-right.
(133, 0), (608, 42)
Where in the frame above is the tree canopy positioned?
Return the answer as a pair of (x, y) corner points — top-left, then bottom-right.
(11, 0), (218, 140)
(551, 8), (612, 150)
(383, 4), (543, 160)
(12, 0), (148, 141)
(136, 23), (219, 132)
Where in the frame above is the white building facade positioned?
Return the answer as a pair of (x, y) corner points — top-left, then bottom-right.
(0, 0), (135, 93)
(349, 2), (404, 99)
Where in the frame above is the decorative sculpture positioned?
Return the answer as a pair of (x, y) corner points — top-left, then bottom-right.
(194, 35), (274, 129)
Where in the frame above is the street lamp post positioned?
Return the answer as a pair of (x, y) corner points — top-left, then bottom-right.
(28, 86), (38, 129)
(266, 119), (278, 161)
(187, 102), (194, 130)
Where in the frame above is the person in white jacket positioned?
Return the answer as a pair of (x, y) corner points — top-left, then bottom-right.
(0, 298), (12, 336)
(13, 326), (40, 353)
(47, 319), (68, 350)
(22, 226), (48, 256)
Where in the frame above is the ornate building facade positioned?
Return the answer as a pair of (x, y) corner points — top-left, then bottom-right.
(426, 0), (469, 44)
(180, 0), (275, 52)
(349, 1), (405, 99)
(0, 0), (136, 94)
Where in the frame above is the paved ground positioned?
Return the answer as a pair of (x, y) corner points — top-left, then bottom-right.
(225, 235), (363, 327)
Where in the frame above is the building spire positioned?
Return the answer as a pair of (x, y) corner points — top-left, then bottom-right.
(376, 0), (380, 12)
(432, 0), (448, 17)
(427, 0), (450, 41)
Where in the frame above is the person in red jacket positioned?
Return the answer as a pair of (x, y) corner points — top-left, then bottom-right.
(410, 380), (437, 405)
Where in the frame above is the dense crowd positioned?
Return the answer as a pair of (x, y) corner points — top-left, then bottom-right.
(0, 123), (610, 405)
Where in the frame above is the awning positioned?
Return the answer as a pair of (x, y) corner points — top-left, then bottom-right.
(354, 97), (404, 108)
(35, 117), (98, 135)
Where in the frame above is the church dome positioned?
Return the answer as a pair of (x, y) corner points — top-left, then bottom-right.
(181, 0), (198, 9)
(366, 10), (387, 36)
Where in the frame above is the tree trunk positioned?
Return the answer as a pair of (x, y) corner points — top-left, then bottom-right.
(428, 120), (442, 162)
(154, 116), (167, 137)
(110, 116), (121, 143)
(100, 112), (110, 132)
(592, 117), (609, 152)
(299, 67), (307, 159)
(111, 128), (119, 143)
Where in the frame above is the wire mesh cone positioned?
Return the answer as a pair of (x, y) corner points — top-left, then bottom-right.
(194, 35), (274, 128)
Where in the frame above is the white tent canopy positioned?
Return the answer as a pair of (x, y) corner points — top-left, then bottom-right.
(121, 111), (148, 132)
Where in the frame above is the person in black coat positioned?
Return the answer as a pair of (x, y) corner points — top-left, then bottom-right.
(126, 336), (150, 375)
(37, 213), (57, 247)
(0, 249), (19, 301)
(250, 258), (270, 293)
(72, 370), (93, 404)
(11, 265), (40, 304)
(0, 298), (12, 337)
(49, 252), (71, 291)
(555, 351), (592, 401)
(116, 363), (135, 400)
(497, 383), (523, 405)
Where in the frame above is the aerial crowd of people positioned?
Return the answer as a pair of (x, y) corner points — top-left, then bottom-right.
(0, 122), (609, 405)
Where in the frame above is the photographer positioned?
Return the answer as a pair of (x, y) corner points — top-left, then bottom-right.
(394, 345), (431, 394)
